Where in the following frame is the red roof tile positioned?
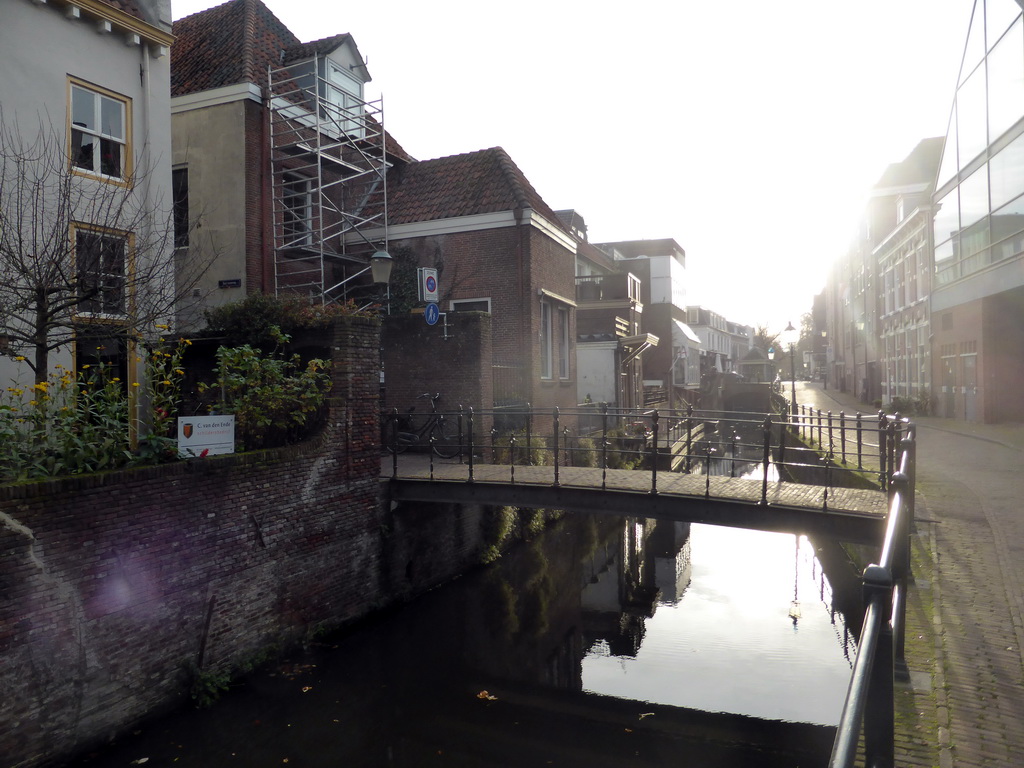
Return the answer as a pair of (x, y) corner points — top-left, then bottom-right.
(171, 0), (300, 97)
(386, 147), (565, 228)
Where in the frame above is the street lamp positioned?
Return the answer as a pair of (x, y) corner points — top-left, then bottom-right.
(325, 249), (394, 311)
(783, 320), (798, 415)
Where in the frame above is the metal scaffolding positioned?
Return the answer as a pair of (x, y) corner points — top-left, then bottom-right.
(267, 54), (388, 304)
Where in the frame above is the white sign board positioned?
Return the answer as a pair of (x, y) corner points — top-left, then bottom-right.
(177, 415), (236, 458)
(418, 267), (439, 302)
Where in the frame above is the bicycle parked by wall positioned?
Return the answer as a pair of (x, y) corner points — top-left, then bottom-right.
(384, 392), (461, 458)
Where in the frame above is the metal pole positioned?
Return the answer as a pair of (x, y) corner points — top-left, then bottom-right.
(650, 409), (659, 494)
(553, 407), (560, 487)
(467, 407), (475, 483)
(790, 342), (797, 416)
(760, 415), (771, 505)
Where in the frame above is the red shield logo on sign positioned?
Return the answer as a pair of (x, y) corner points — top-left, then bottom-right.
(183, 423), (194, 439)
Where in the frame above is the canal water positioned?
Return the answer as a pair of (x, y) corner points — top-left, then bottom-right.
(73, 507), (862, 768)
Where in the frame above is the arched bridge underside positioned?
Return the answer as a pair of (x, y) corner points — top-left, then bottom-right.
(382, 461), (888, 545)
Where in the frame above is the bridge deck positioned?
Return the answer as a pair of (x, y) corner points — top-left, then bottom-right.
(382, 457), (889, 543)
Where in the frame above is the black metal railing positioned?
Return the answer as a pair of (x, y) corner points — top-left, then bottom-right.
(383, 404), (905, 509)
(828, 418), (915, 768)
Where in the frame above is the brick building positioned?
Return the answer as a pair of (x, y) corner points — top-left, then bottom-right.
(170, 0), (413, 328)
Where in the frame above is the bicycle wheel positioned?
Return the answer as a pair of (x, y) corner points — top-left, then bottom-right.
(382, 417), (409, 454)
(430, 417), (461, 459)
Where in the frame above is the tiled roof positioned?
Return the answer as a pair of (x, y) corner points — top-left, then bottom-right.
(171, 0), (300, 97)
(282, 33), (353, 65)
(386, 147), (565, 228)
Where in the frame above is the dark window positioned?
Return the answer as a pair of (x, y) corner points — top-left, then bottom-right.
(941, 313), (954, 331)
(173, 168), (189, 248)
(76, 229), (126, 315)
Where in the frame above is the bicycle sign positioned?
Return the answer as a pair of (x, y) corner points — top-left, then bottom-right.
(418, 267), (439, 301)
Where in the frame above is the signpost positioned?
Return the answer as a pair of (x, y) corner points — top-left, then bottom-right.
(418, 267), (439, 302)
(177, 415), (236, 458)
(424, 302), (439, 326)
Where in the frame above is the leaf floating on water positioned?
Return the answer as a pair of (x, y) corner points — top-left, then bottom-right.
(130, 760), (149, 766)
(301, 686), (313, 693)
(638, 712), (655, 720)
(476, 690), (498, 701)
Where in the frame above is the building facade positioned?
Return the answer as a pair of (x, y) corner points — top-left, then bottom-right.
(930, 0), (1024, 422)
(1, 0), (175, 399)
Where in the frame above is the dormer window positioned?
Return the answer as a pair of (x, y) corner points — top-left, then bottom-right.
(322, 59), (364, 137)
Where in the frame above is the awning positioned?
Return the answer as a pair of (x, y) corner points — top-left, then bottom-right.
(619, 333), (658, 366)
(672, 319), (702, 345)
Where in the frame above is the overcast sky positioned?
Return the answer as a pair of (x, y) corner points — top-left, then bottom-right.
(172, 0), (976, 333)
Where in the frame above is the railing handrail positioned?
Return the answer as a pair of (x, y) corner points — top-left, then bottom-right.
(829, 422), (915, 768)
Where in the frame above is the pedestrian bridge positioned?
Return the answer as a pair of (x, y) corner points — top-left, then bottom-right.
(380, 403), (917, 768)
(382, 457), (888, 545)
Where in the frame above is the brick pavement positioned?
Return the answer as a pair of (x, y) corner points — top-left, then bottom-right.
(794, 381), (1024, 767)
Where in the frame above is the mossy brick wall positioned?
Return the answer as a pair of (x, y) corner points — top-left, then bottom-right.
(0, 317), (407, 767)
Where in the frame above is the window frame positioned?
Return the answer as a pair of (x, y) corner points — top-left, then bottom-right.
(68, 78), (132, 184)
(540, 301), (553, 380)
(558, 306), (570, 380)
(282, 173), (313, 247)
(172, 167), (189, 249)
(72, 223), (133, 321)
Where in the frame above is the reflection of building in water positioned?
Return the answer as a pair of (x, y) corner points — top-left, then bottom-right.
(649, 521), (693, 604)
(580, 518), (691, 657)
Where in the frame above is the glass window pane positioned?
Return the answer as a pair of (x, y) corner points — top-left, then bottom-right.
(100, 96), (123, 139)
(990, 131), (1024, 208)
(935, 237), (955, 265)
(937, 114), (959, 189)
(963, 6), (986, 83)
(986, 16), (1024, 142)
(71, 130), (95, 171)
(957, 66), (989, 165)
(959, 163), (990, 227)
(991, 192), (1024, 251)
(99, 137), (122, 177)
(960, 216), (991, 259)
(934, 189), (960, 244)
(987, 0), (1022, 51)
(71, 86), (95, 130)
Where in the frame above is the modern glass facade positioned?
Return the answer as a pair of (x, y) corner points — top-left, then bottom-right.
(932, 0), (1024, 422)
(935, 0), (1024, 285)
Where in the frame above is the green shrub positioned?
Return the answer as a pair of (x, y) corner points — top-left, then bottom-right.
(198, 327), (331, 451)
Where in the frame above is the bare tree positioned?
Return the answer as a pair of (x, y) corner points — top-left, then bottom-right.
(0, 114), (213, 383)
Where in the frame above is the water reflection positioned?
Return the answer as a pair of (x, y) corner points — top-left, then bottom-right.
(74, 510), (858, 767)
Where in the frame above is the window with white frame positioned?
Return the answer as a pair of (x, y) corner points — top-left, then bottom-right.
(558, 307), (569, 379)
(325, 60), (364, 137)
(75, 227), (128, 316)
(540, 301), (553, 379)
(282, 173), (312, 246)
(70, 80), (130, 181)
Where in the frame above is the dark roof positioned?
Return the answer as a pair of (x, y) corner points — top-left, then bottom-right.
(386, 147), (565, 227)
(873, 136), (945, 191)
(596, 239), (685, 259)
(171, 0), (301, 97)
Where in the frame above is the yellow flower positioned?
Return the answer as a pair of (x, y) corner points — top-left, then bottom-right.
(182, 338), (192, 346)
(174, 369), (184, 375)
(14, 356), (25, 362)
(132, 382), (140, 387)
(161, 380), (172, 386)
(29, 400), (37, 406)
(156, 323), (170, 331)
(33, 382), (48, 392)
(112, 378), (121, 383)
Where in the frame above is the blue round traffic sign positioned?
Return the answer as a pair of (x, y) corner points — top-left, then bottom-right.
(424, 302), (439, 326)
(425, 275), (437, 293)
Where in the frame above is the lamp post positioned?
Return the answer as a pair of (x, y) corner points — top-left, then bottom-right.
(325, 249), (394, 312)
(783, 320), (798, 415)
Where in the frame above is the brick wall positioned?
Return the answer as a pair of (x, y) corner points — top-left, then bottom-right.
(0, 317), (490, 767)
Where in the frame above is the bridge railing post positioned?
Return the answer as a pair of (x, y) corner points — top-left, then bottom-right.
(525, 402), (533, 466)
(778, 415), (786, 477)
(817, 408), (823, 448)
(704, 441), (715, 499)
(601, 402), (609, 490)
(553, 407), (560, 487)
(467, 407), (475, 483)
(856, 412), (864, 469)
(840, 410), (847, 465)
(650, 409), (659, 494)
(508, 433), (517, 484)
(760, 415), (771, 505)
(827, 410), (833, 454)
(878, 411), (888, 489)
(685, 404), (693, 474)
(391, 408), (399, 479)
